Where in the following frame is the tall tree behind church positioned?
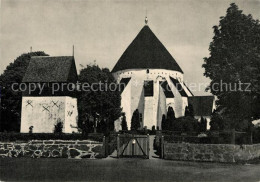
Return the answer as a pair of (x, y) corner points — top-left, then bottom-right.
(0, 52), (49, 132)
(78, 65), (121, 133)
(203, 3), (260, 131)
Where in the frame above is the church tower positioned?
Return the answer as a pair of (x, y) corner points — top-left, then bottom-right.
(112, 20), (193, 130)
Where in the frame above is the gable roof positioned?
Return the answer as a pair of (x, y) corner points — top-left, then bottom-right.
(22, 56), (78, 83)
(112, 25), (183, 73)
(188, 96), (215, 116)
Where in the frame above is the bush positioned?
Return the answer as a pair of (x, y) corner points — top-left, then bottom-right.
(253, 127), (260, 144)
(54, 121), (63, 134)
(0, 132), (104, 142)
(172, 116), (200, 133)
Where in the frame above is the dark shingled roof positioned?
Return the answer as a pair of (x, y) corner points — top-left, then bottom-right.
(170, 76), (188, 97)
(119, 77), (131, 93)
(188, 96), (215, 116)
(22, 56), (78, 83)
(160, 81), (174, 98)
(112, 25), (183, 73)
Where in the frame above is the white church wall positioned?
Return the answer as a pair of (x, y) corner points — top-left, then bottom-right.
(113, 68), (185, 129)
(182, 97), (189, 116)
(21, 96), (78, 133)
(165, 77), (184, 118)
(130, 78), (144, 122)
(157, 85), (167, 129)
(143, 97), (154, 129)
(121, 79), (132, 130)
(64, 97), (78, 133)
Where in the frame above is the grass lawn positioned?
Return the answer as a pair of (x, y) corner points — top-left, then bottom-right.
(1, 158), (260, 182)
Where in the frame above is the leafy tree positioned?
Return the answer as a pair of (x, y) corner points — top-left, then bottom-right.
(131, 109), (140, 130)
(121, 113), (128, 131)
(173, 116), (200, 133)
(78, 64), (121, 133)
(161, 114), (166, 130)
(184, 104), (194, 118)
(199, 116), (207, 132)
(166, 106), (175, 130)
(210, 110), (225, 131)
(203, 3), (260, 131)
(97, 119), (107, 134)
(0, 51), (49, 132)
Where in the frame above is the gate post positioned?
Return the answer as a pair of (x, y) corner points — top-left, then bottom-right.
(102, 136), (106, 157)
(147, 134), (149, 159)
(117, 134), (120, 158)
(161, 136), (164, 159)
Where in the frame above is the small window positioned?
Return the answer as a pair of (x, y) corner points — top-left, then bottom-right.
(146, 69), (149, 74)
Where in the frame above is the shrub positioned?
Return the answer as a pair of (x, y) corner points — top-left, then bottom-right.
(54, 121), (63, 134)
(0, 132), (104, 142)
(121, 113), (128, 131)
(172, 116), (200, 133)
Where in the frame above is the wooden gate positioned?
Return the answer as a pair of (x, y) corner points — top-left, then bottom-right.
(117, 134), (149, 159)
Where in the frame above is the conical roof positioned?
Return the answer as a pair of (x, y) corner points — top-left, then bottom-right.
(112, 25), (183, 73)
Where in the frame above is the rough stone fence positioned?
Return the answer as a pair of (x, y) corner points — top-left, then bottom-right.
(161, 140), (260, 163)
(0, 139), (106, 159)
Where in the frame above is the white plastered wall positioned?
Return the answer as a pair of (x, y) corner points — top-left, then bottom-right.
(21, 96), (78, 133)
(113, 68), (187, 129)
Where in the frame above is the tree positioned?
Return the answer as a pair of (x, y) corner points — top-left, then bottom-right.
(97, 119), (107, 134)
(121, 113), (128, 131)
(199, 116), (207, 132)
(131, 109), (140, 130)
(0, 51), (49, 132)
(78, 64), (121, 133)
(203, 3), (260, 131)
(184, 104), (194, 118)
(210, 110), (225, 131)
(173, 116), (200, 133)
(161, 114), (166, 130)
(167, 106), (175, 130)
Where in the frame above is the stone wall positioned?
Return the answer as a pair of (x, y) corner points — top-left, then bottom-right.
(163, 142), (260, 163)
(0, 140), (104, 159)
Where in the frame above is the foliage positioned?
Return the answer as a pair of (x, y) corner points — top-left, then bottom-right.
(161, 114), (166, 130)
(54, 121), (63, 134)
(172, 116), (200, 133)
(97, 119), (107, 134)
(0, 52), (49, 132)
(210, 110), (225, 131)
(184, 104), (194, 118)
(199, 116), (207, 132)
(78, 64), (121, 133)
(252, 127), (260, 143)
(0, 132), (104, 142)
(202, 3), (260, 131)
(167, 107), (176, 129)
(152, 125), (156, 131)
(131, 109), (140, 130)
(121, 113), (128, 131)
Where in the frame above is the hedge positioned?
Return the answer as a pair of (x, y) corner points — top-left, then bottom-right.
(0, 132), (104, 142)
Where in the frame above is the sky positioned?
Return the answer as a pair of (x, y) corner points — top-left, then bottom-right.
(1, 0), (260, 96)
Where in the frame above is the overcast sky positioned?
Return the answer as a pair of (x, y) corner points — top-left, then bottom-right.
(1, 0), (259, 95)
